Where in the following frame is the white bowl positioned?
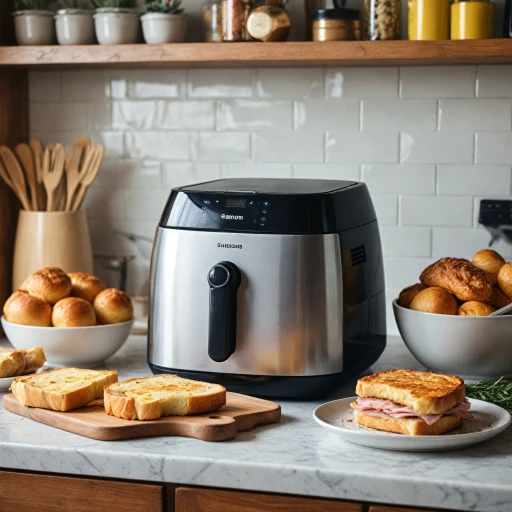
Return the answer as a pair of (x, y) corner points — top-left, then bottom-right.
(1, 316), (133, 368)
(393, 300), (512, 379)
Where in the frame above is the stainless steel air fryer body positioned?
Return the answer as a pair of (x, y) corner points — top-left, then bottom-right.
(148, 179), (386, 399)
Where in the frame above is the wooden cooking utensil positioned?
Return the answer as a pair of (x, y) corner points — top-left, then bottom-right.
(72, 145), (105, 211)
(65, 137), (92, 212)
(42, 144), (65, 212)
(0, 146), (31, 211)
(29, 138), (46, 210)
(15, 143), (39, 211)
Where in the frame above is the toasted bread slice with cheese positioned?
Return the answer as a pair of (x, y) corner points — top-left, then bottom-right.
(0, 347), (46, 378)
(353, 409), (463, 436)
(104, 374), (226, 421)
(10, 367), (118, 411)
(356, 369), (464, 415)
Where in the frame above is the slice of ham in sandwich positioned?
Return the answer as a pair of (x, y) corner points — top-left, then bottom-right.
(352, 397), (473, 426)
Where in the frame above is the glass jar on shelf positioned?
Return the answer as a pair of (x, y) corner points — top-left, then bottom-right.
(363, 0), (401, 40)
(202, 0), (254, 42)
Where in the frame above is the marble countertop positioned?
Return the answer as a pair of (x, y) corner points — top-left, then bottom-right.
(1, 335), (511, 512)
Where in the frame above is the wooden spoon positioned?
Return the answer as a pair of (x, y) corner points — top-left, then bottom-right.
(15, 143), (39, 211)
(72, 145), (105, 211)
(0, 146), (31, 211)
(42, 144), (65, 212)
(29, 138), (46, 210)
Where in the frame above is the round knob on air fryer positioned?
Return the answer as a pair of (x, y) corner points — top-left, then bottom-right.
(208, 262), (241, 289)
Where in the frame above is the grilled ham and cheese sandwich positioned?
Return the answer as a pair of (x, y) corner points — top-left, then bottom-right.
(351, 369), (473, 436)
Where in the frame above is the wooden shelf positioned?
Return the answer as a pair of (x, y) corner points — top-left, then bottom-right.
(1, 39), (512, 69)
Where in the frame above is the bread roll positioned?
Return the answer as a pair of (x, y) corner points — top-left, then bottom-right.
(420, 258), (493, 302)
(490, 287), (510, 310)
(52, 297), (96, 327)
(93, 288), (133, 325)
(458, 301), (495, 317)
(410, 287), (458, 315)
(3, 290), (52, 327)
(498, 262), (512, 300)
(69, 272), (105, 304)
(472, 249), (506, 284)
(23, 267), (72, 305)
(398, 283), (426, 308)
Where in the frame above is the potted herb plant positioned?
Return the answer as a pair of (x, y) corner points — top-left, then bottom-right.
(55, 0), (95, 45)
(93, 0), (140, 45)
(12, 0), (56, 46)
(141, 0), (186, 44)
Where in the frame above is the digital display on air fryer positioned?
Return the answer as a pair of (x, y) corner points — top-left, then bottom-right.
(225, 198), (247, 208)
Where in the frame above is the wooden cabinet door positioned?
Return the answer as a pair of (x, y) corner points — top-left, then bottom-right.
(0, 470), (164, 512)
(369, 507), (436, 512)
(176, 487), (362, 512)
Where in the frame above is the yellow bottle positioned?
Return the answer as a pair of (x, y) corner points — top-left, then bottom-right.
(451, 0), (494, 40)
(409, 0), (451, 40)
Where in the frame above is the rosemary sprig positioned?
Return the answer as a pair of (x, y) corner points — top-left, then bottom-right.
(465, 377), (512, 413)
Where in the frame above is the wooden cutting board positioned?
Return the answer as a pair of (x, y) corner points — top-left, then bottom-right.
(2, 392), (281, 442)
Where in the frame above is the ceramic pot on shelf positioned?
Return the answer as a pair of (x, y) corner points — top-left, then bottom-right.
(141, 12), (187, 43)
(55, 9), (96, 45)
(13, 10), (55, 46)
(93, 8), (140, 45)
(12, 210), (94, 290)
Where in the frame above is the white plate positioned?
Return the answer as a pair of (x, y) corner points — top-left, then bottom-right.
(0, 364), (50, 392)
(313, 397), (511, 452)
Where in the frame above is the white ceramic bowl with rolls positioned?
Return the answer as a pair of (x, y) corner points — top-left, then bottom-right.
(393, 299), (512, 379)
(0, 317), (133, 367)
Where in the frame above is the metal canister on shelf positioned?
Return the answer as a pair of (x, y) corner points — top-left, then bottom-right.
(451, 0), (494, 40)
(363, 0), (400, 40)
(203, 0), (223, 42)
(203, 0), (254, 41)
(312, 9), (360, 41)
(247, 5), (290, 41)
(408, 0), (450, 40)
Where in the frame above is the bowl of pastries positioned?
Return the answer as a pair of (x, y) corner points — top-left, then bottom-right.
(393, 249), (512, 379)
(1, 267), (134, 367)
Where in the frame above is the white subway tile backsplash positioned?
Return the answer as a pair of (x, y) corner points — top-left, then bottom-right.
(363, 99), (437, 131)
(400, 66), (476, 98)
(326, 67), (399, 98)
(218, 100), (292, 131)
(95, 160), (162, 190)
(113, 70), (186, 99)
(87, 103), (111, 131)
(195, 132), (250, 161)
(29, 72), (60, 102)
(83, 188), (126, 220)
(157, 101), (216, 130)
(432, 227), (498, 259)
(437, 165), (512, 196)
(253, 132), (323, 162)
(372, 195), (398, 225)
(95, 131), (125, 159)
(476, 132), (512, 164)
(326, 132), (399, 163)
(124, 190), (169, 221)
(125, 131), (189, 160)
(439, 99), (512, 131)
(294, 100), (359, 132)
(162, 162), (221, 189)
(256, 68), (323, 99)
(400, 196), (473, 227)
(380, 226), (431, 257)
(362, 164), (435, 195)
(223, 163), (292, 178)
(188, 69), (253, 99)
(293, 164), (360, 181)
(31, 103), (88, 131)
(384, 257), (434, 290)
(400, 132), (474, 164)
(60, 70), (110, 102)
(113, 101), (156, 130)
(478, 65), (512, 98)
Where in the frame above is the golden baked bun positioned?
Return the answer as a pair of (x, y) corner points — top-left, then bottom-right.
(472, 249), (506, 284)
(398, 283), (426, 308)
(52, 297), (96, 327)
(3, 290), (52, 327)
(94, 288), (133, 325)
(498, 262), (512, 300)
(458, 301), (495, 317)
(23, 267), (72, 305)
(69, 272), (105, 304)
(410, 287), (458, 315)
(490, 287), (510, 310)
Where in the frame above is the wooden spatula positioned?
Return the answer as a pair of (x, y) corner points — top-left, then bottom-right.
(72, 145), (105, 211)
(43, 144), (65, 212)
(15, 143), (39, 211)
(65, 137), (92, 212)
(29, 138), (46, 210)
(0, 146), (31, 211)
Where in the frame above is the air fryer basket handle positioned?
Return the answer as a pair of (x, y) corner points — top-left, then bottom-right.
(207, 261), (241, 362)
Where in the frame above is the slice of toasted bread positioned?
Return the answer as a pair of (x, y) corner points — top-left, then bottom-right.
(356, 369), (465, 415)
(10, 367), (118, 411)
(104, 374), (226, 421)
(0, 346), (47, 378)
(354, 409), (463, 436)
